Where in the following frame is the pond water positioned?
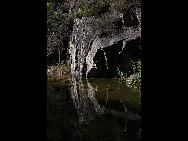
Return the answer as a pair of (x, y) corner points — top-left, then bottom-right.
(47, 76), (141, 141)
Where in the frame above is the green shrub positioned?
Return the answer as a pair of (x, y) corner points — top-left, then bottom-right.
(110, 0), (140, 12)
(74, 0), (111, 18)
(126, 60), (141, 93)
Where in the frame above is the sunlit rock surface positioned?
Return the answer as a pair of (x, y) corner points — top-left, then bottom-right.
(68, 4), (141, 78)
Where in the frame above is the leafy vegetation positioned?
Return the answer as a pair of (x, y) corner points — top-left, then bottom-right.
(74, 0), (140, 18)
(126, 60), (141, 94)
(47, 0), (73, 63)
(74, 0), (111, 18)
(47, 63), (71, 82)
(110, 0), (140, 12)
(116, 59), (141, 95)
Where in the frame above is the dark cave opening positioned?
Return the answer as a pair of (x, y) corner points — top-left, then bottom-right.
(87, 37), (141, 78)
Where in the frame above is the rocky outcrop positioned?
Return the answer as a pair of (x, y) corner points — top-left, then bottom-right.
(68, 1), (141, 78)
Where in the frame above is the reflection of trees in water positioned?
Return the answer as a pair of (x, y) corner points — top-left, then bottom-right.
(47, 85), (77, 140)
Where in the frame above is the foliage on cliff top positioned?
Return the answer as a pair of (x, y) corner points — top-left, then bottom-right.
(74, 0), (111, 18)
(74, 0), (140, 18)
(110, 0), (140, 12)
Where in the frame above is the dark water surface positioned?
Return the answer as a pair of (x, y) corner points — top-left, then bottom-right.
(47, 77), (141, 141)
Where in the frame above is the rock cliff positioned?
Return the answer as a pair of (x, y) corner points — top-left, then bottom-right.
(68, 0), (141, 78)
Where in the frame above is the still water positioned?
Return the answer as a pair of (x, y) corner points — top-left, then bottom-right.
(47, 76), (141, 141)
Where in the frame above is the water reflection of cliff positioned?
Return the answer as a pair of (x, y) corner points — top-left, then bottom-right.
(70, 76), (141, 125)
(70, 76), (95, 124)
(47, 76), (141, 141)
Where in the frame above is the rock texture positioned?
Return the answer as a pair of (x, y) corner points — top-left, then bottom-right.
(68, 2), (141, 78)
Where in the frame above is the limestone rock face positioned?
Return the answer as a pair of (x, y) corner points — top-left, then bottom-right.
(69, 3), (141, 78)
